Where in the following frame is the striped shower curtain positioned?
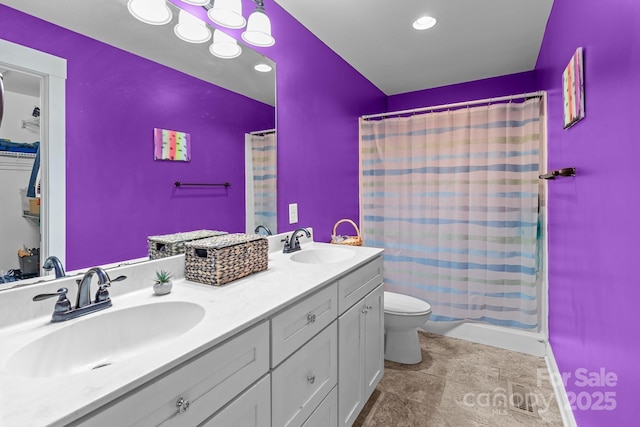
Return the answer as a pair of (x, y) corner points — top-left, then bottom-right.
(249, 132), (277, 233)
(360, 98), (543, 330)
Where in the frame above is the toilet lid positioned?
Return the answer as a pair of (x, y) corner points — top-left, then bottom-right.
(384, 291), (432, 315)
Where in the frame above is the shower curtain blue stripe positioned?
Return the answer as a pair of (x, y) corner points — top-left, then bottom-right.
(359, 99), (542, 330)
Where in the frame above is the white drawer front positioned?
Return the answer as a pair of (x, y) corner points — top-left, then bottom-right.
(271, 284), (337, 367)
(201, 375), (271, 427)
(272, 322), (338, 427)
(79, 321), (270, 427)
(337, 256), (383, 315)
(302, 386), (337, 427)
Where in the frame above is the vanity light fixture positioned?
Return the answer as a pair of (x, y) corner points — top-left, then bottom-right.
(174, 9), (212, 43)
(127, 0), (173, 25)
(210, 29), (243, 59)
(254, 63), (272, 72)
(207, 0), (246, 29)
(242, 0), (275, 47)
(180, 0), (210, 5)
(413, 15), (437, 30)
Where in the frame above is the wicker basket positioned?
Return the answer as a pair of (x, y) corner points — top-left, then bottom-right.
(184, 233), (269, 286)
(148, 230), (228, 259)
(330, 219), (363, 246)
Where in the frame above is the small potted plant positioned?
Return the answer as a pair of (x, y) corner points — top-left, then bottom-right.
(153, 270), (173, 295)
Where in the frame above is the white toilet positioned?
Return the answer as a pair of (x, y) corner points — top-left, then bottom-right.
(383, 291), (432, 364)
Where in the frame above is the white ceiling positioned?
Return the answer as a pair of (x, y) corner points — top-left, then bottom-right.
(2, 0), (276, 106)
(3, 0), (553, 101)
(275, 0), (554, 95)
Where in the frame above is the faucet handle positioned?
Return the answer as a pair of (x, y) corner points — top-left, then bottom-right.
(33, 287), (69, 302)
(33, 287), (72, 315)
(95, 275), (126, 303)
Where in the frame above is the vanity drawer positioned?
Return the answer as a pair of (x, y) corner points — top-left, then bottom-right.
(272, 321), (338, 427)
(201, 374), (271, 427)
(78, 321), (269, 427)
(337, 256), (383, 315)
(271, 283), (337, 367)
(302, 386), (338, 427)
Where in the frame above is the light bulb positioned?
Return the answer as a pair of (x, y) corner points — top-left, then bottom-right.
(174, 10), (212, 43)
(242, 9), (275, 47)
(127, 0), (172, 25)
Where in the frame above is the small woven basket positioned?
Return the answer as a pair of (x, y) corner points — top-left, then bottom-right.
(148, 230), (228, 259)
(184, 233), (268, 286)
(330, 219), (363, 246)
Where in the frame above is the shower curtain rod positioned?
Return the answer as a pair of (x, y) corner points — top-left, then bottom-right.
(249, 128), (276, 135)
(361, 91), (545, 120)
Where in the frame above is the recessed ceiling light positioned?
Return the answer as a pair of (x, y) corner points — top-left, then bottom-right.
(413, 16), (437, 30)
(254, 63), (272, 72)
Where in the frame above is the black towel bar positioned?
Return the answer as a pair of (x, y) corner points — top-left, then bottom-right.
(174, 181), (231, 187)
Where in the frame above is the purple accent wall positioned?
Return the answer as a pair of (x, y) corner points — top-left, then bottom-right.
(536, 0), (640, 425)
(0, 6), (274, 269)
(1, 2), (384, 267)
(388, 71), (538, 112)
(264, 3), (387, 241)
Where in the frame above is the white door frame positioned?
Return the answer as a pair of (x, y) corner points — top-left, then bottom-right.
(0, 39), (67, 269)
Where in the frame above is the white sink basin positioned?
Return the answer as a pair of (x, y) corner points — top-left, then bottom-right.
(290, 247), (355, 264)
(6, 301), (205, 378)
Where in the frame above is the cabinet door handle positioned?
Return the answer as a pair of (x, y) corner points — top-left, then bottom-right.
(176, 397), (191, 413)
(307, 313), (317, 323)
(307, 374), (316, 384)
(362, 308), (368, 314)
(366, 305), (373, 310)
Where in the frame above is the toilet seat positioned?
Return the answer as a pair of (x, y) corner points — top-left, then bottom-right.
(384, 291), (432, 316)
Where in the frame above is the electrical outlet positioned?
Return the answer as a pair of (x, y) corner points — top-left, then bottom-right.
(289, 203), (298, 224)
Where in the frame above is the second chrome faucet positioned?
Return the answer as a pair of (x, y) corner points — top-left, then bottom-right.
(282, 228), (311, 253)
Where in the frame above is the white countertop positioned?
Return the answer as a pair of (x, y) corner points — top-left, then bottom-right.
(0, 241), (383, 427)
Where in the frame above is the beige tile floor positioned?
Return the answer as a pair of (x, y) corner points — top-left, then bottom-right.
(354, 331), (563, 427)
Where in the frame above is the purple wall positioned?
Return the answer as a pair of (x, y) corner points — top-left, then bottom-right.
(0, 6), (274, 269)
(174, 0), (387, 243)
(536, 0), (640, 425)
(388, 71), (538, 111)
(265, 3), (387, 241)
(1, 2), (385, 267)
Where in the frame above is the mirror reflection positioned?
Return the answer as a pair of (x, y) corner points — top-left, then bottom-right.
(0, 70), (41, 284)
(0, 0), (276, 289)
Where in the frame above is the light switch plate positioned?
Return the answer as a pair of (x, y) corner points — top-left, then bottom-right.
(289, 203), (298, 224)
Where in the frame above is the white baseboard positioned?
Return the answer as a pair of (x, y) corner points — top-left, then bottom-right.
(545, 342), (577, 427)
(420, 321), (547, 356)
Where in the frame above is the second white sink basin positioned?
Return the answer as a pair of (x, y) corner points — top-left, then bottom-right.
(290, 247), (355, 264)
(6, 301), (205, 378)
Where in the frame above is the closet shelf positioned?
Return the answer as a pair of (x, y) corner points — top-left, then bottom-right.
(22, 211), (40, 225)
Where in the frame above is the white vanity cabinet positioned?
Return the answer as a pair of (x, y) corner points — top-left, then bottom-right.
(200, 374), (271, 427)
(302, 386), (338, 427)
(337, 257), (384, 427)
(73, 321), (270, 427)
(49, 249), (384, 427)
(271, 283), (338, 367)
(272, 321), (338, 427)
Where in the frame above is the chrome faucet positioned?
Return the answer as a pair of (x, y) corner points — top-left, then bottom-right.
(42, 256), (66, 278)
(33, 267), (126, 322)
(76, 267), (111, 308)
(254, 225), (273, 236)
(283, 228), (311, 253)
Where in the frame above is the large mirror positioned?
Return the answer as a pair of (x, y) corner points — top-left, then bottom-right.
(0, 0), (276, 289)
